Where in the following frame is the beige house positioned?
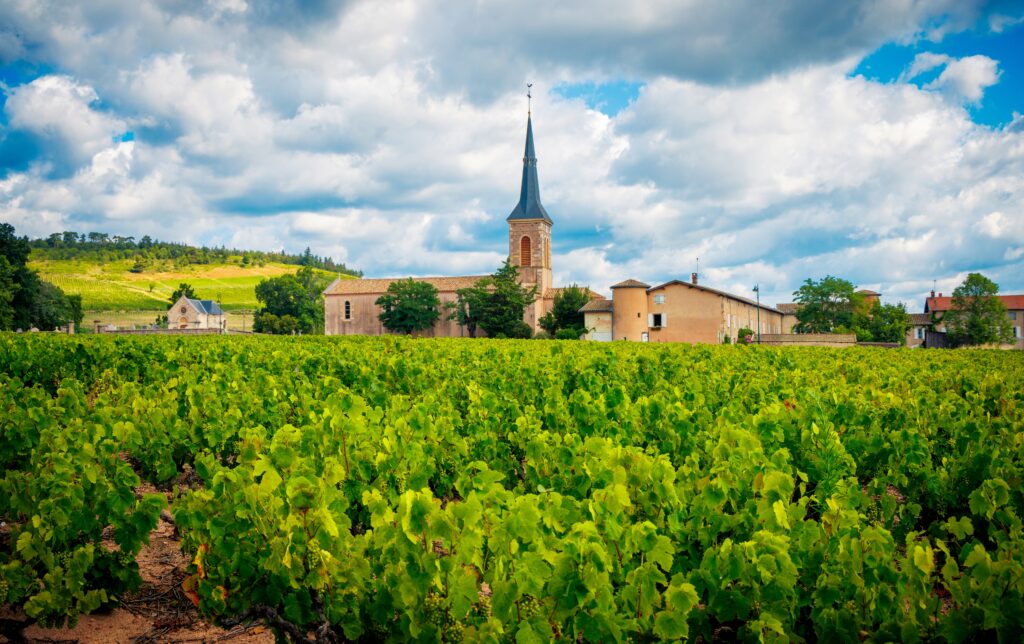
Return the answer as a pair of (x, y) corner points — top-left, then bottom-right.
(324, 113), (582, 337)
(776, 303), (800, 333)
(906, 312), (931, 348)
(168, 296), (227, 331)
(580, 298), (613, 341)
(582, 273), (784, 344)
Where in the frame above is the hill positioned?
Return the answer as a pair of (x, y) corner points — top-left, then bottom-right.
(21, 231), (359, 330)
(29, 255), (345, 312)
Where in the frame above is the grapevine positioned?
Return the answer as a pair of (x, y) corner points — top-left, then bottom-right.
(0, 333), (1022, 641)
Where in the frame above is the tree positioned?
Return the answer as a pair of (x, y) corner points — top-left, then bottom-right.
(737, 327), (755, 344)
(852, 302), (910, 344)
(446, 261), (537, 339)
(793, 276), (861, 333)
(943, 273), (1014, 347)
(539, 284), (590, 338)
(30, 280), (73, 330)
(65, 294), (84, 330)
(376, 279), (441, 334)
(1, 224), (81, 331)
(447, 284), (489, 338)
(170, 283), (197, 303)
(254, 312), (300, 335)
(477, 261), (537, 339)
(0, 256), (17, 330)
(253, 266), (331, 334)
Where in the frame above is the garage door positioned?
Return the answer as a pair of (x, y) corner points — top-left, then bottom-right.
(591, 331), (612, 342)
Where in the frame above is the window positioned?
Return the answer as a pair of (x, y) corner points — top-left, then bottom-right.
(649, 313), (665, 328)
(916, 327), (924, 339)
(520, 236), (532, 267)
(1010, 312), (1017, 320)
(654, 294), (665, 305)
(180, 306), (187, 314)
(344, 300), (351, 321)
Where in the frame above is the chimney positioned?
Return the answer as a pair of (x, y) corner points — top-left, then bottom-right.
(930, 290), (935, 298)
(939, 292), (943, 298)
(691, 272), (698, 285)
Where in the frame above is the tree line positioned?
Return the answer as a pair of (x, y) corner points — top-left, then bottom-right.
(1, 224), (83, 331)
(27, 231), (361, 277)
(376, 261), (592, 339)
(792, 273), (1016, 347)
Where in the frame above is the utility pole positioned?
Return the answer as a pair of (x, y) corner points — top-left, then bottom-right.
(753, 284), (761, 344)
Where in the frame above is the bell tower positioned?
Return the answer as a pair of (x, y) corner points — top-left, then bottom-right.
(507, 110), (553, 297)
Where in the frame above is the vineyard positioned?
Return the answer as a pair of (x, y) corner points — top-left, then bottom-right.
(1, 335), (1023, 642)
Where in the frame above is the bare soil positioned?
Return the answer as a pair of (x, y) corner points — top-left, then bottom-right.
(2, 490), (274, 644)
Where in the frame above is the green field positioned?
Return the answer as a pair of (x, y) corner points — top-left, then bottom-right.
(29, 254), (345, 312)
(2, 335), (1023, 641)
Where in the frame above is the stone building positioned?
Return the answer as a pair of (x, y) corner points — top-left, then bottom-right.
(167, 296), (227, 331)
(324, 113), (581, 337)
(580, 273), (784, 343)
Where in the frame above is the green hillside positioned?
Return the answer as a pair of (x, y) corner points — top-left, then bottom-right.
(29, 254), (347, 312)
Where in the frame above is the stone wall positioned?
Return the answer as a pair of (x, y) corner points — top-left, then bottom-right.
(759, 333), (857, 347)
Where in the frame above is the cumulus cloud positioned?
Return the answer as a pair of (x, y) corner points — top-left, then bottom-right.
(925, 55), (1001, 103)
(4, 75), (126, 176)
(0, 0), (1021, 311)
(901, 53), (1002, 104)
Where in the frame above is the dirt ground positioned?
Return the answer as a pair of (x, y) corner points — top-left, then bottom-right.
(2, 496), (275, 644)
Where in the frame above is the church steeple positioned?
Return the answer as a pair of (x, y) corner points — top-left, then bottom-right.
(507, 114), (552, 223)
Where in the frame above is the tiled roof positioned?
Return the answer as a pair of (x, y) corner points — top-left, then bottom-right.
(610, 278), (650, 289)
(909, 313), (932, 325)
(544, 287), (605, 301)
(649, 280), (783, 314)
(925, 294), (1024, 313)
(579, 298), (613, 313)
(324, 276), (489, 296)
(776, 303), (801, 314)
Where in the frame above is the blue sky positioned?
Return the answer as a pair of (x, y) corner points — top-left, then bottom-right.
(1, 0), (1023, 309)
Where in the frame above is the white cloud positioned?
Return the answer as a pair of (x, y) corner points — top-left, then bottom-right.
(901, 52), (952, 80)
(924, 54), (1000, 103)
(5, 75), (126, 172)
(0, 0), (1021, 312)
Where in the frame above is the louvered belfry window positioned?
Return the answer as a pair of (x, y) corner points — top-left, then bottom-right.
(520, 236), (532, 267)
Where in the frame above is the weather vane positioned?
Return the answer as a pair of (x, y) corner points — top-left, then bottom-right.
(527, 83), (533, 115)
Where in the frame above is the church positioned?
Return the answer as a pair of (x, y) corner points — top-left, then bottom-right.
(323, 112), (583, 337)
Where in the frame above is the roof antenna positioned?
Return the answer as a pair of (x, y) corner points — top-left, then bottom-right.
(527, 83), (532, 116)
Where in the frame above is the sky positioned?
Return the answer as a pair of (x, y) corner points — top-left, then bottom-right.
(1, 0), (1023, 310)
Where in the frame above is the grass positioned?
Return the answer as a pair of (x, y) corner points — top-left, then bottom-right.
(30, 254), (349, 312)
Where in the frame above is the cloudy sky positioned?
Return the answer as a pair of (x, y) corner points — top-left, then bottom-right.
(1, 0), (1022, 308)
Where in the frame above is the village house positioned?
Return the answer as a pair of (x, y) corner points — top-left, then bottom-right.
(324, 112), (586, 337)
(906, 313), (931, 348)
(580, 273), (785, 344)
(167, 296), (227, 331)
(923, 291), (1024, 349)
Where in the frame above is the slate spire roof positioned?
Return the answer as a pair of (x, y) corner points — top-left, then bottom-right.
(507, 115), (552, 223)
(187, 298), (225, 315)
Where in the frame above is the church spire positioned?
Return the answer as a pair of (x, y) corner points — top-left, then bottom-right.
(507, 90), (551, 223)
